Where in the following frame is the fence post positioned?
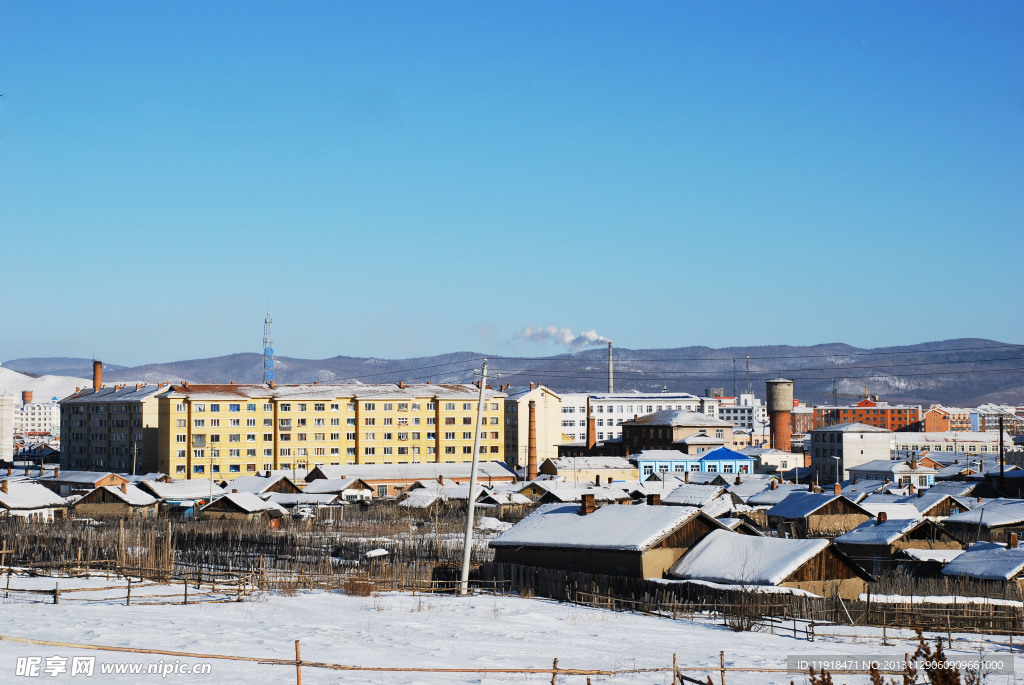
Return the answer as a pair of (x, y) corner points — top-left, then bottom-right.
(550, 657), (558, 685)
(126, 578), (132, 606)
(184, 575), (189, 606)
(294, 639), (302, 685)
(673, 653), (679, 684)
(54, 582), (60, 605)
(719, 651), (726, 685)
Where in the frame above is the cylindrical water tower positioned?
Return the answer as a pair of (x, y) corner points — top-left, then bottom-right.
(765, 379), (794, 453)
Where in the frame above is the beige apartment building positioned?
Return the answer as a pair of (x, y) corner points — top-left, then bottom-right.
(156, 383), (505, 480)
(503, 384), (563, 471)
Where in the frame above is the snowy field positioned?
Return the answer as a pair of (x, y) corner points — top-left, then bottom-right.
(1, 574), (1021, 684)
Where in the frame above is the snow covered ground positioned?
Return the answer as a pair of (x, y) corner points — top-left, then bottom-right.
(1, 574), (1021, 684)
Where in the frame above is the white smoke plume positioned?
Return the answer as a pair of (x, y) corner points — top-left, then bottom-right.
(519, 325), (610, 351)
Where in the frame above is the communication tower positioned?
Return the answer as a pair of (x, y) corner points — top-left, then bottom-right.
(263, 312), (275, 384)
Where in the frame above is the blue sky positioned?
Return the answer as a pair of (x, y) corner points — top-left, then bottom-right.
(2, 1), (1022, 366)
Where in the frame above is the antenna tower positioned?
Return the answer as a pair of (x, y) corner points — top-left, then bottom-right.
(263, 312), (275, 385)
(744, 354), (751, 395)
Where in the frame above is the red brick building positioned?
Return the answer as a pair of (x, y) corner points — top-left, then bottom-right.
(814, 399), (920, 431)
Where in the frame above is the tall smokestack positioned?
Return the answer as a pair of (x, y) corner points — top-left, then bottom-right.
(527, 400), (538, 480)
(607, 341), (614, 393)
(93, 360), (103, 392)
(21, 391), (33, 405)
(765, 378), (794, 453)
(586, 397), (596, 451)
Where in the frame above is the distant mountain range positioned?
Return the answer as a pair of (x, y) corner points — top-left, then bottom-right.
(5, 338), (1024, 407)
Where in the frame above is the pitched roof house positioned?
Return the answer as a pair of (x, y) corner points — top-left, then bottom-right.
(490, 501), (729, 578)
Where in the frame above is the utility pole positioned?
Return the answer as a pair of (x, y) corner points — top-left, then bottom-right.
(459, 360), (488, 596)
(131, 441), (137, 477)
(999, 415), (1005, 482)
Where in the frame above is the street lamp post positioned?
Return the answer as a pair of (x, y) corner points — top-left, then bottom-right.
(830, 455), (841, 485)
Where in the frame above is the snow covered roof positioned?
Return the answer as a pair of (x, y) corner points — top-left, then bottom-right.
(941, 542), (1024, 581)
(766, 491), (867, 519)
(834, 518), (924, 545)
(541, 457), (634, 471)
(36, 471), (126, 485)
(668, 530), (830, 585)
(746, 483), (809, 507)
(528, 481), (632, 503)
(302, 478), (371, 494)
(490, 503), (724, 552)
(724, 475), (778, 502)
(307, 462), (515, 482)
(138, 479), (227, 501)
(627, 410), (732, 428)
(944, 499), (1024, 527)
(164, 382), (506, 401)
(857, 502), (923, 520)
(900, 548), (964, 563)
(86, 484), (158, 507)
(842, 480), (887, 498)
(810, 422), (891, 434)
(265, 493), (341, 507)
(0, 482), (67, 510)
(59, 384), (171, 404)
(848, 460), (936, 475)
(202, 492), (286, 515)
(678, 433), (724, 445)
(221, 474), (294, 495)
(662, 484), (726, 507)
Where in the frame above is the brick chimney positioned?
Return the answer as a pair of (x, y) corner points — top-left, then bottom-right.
(120, 483), (128, 494)
(529, 382), (534, 391)
(684, 470), (690, 484)
(908, 483), (916, 495)
(21, 390), (33, 405)
(586, 400), (596, 452)
(770, 479), (777, 490)
(6, 467), (11, 477)
(580, 493), (597, 515)
(646, 493), (661, 506)
(877, 511), (887, 524)
(1, 480), (7, 494)
(1009, 532), (1019, 550)
(92, 360), (103, 392)
(54, 467), (59, 478)
(834, 483), (842, 496)
(910, 458), (917, 470)
(527, 400), (538, 481)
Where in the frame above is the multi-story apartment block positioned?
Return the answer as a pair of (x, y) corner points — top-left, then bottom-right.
(59, 384), (171, 474)
(716, 393), (767, 430)
(923, 406), (972, 432)
(814, 399), (921, 431)
(807, 422), (892, 483)
(556, 392), (708, 443)
(893, 430), (1012, 459)
(156, 383), (505, 480)
(503, 384), (562, 470)
(16, 399), (61, 435)
(973, 404), (1024, 434)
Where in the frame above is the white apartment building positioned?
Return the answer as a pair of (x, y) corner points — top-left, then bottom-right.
(716, 393), (767, 430)
(16, 400), (61, 435)
(557, 392), (709, 443)
(808, 422), (892, 483)
(0, 396), (14, 461)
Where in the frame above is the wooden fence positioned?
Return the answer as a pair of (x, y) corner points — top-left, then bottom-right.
(482, 563), (1024, 636)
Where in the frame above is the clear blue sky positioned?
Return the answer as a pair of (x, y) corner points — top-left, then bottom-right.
(2, 1), (1022, 366)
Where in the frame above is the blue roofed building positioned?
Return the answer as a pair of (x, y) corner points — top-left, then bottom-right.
(633, 446), (755, 480)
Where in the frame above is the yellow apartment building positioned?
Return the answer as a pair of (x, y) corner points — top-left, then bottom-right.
(156, 383), (506, 480)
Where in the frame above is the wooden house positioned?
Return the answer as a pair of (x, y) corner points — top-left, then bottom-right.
(200, 492), (285, 521)
(305, 462), (516, 497)
(668, 529), (874, 599)
(941, 540), (1024, 595)
(765, 489), (872, 538)
(0, 480), (67, 522)
(538, 456), (637, 484)
(942, 499), (1024, 544)
(490, 499), (729, 578)
(302, 478), (374, 501)
(833, 513), (963, 575)
(517, 480), (632, 505)
(219, 473), (303, 496)
(36, 471), (129, 497)
(73, 483), (159, 519)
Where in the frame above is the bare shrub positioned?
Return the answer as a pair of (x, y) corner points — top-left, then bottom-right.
(344, 576), (375, 597)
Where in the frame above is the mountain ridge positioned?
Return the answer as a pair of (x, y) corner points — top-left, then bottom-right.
(6, 338), (1023, 407)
